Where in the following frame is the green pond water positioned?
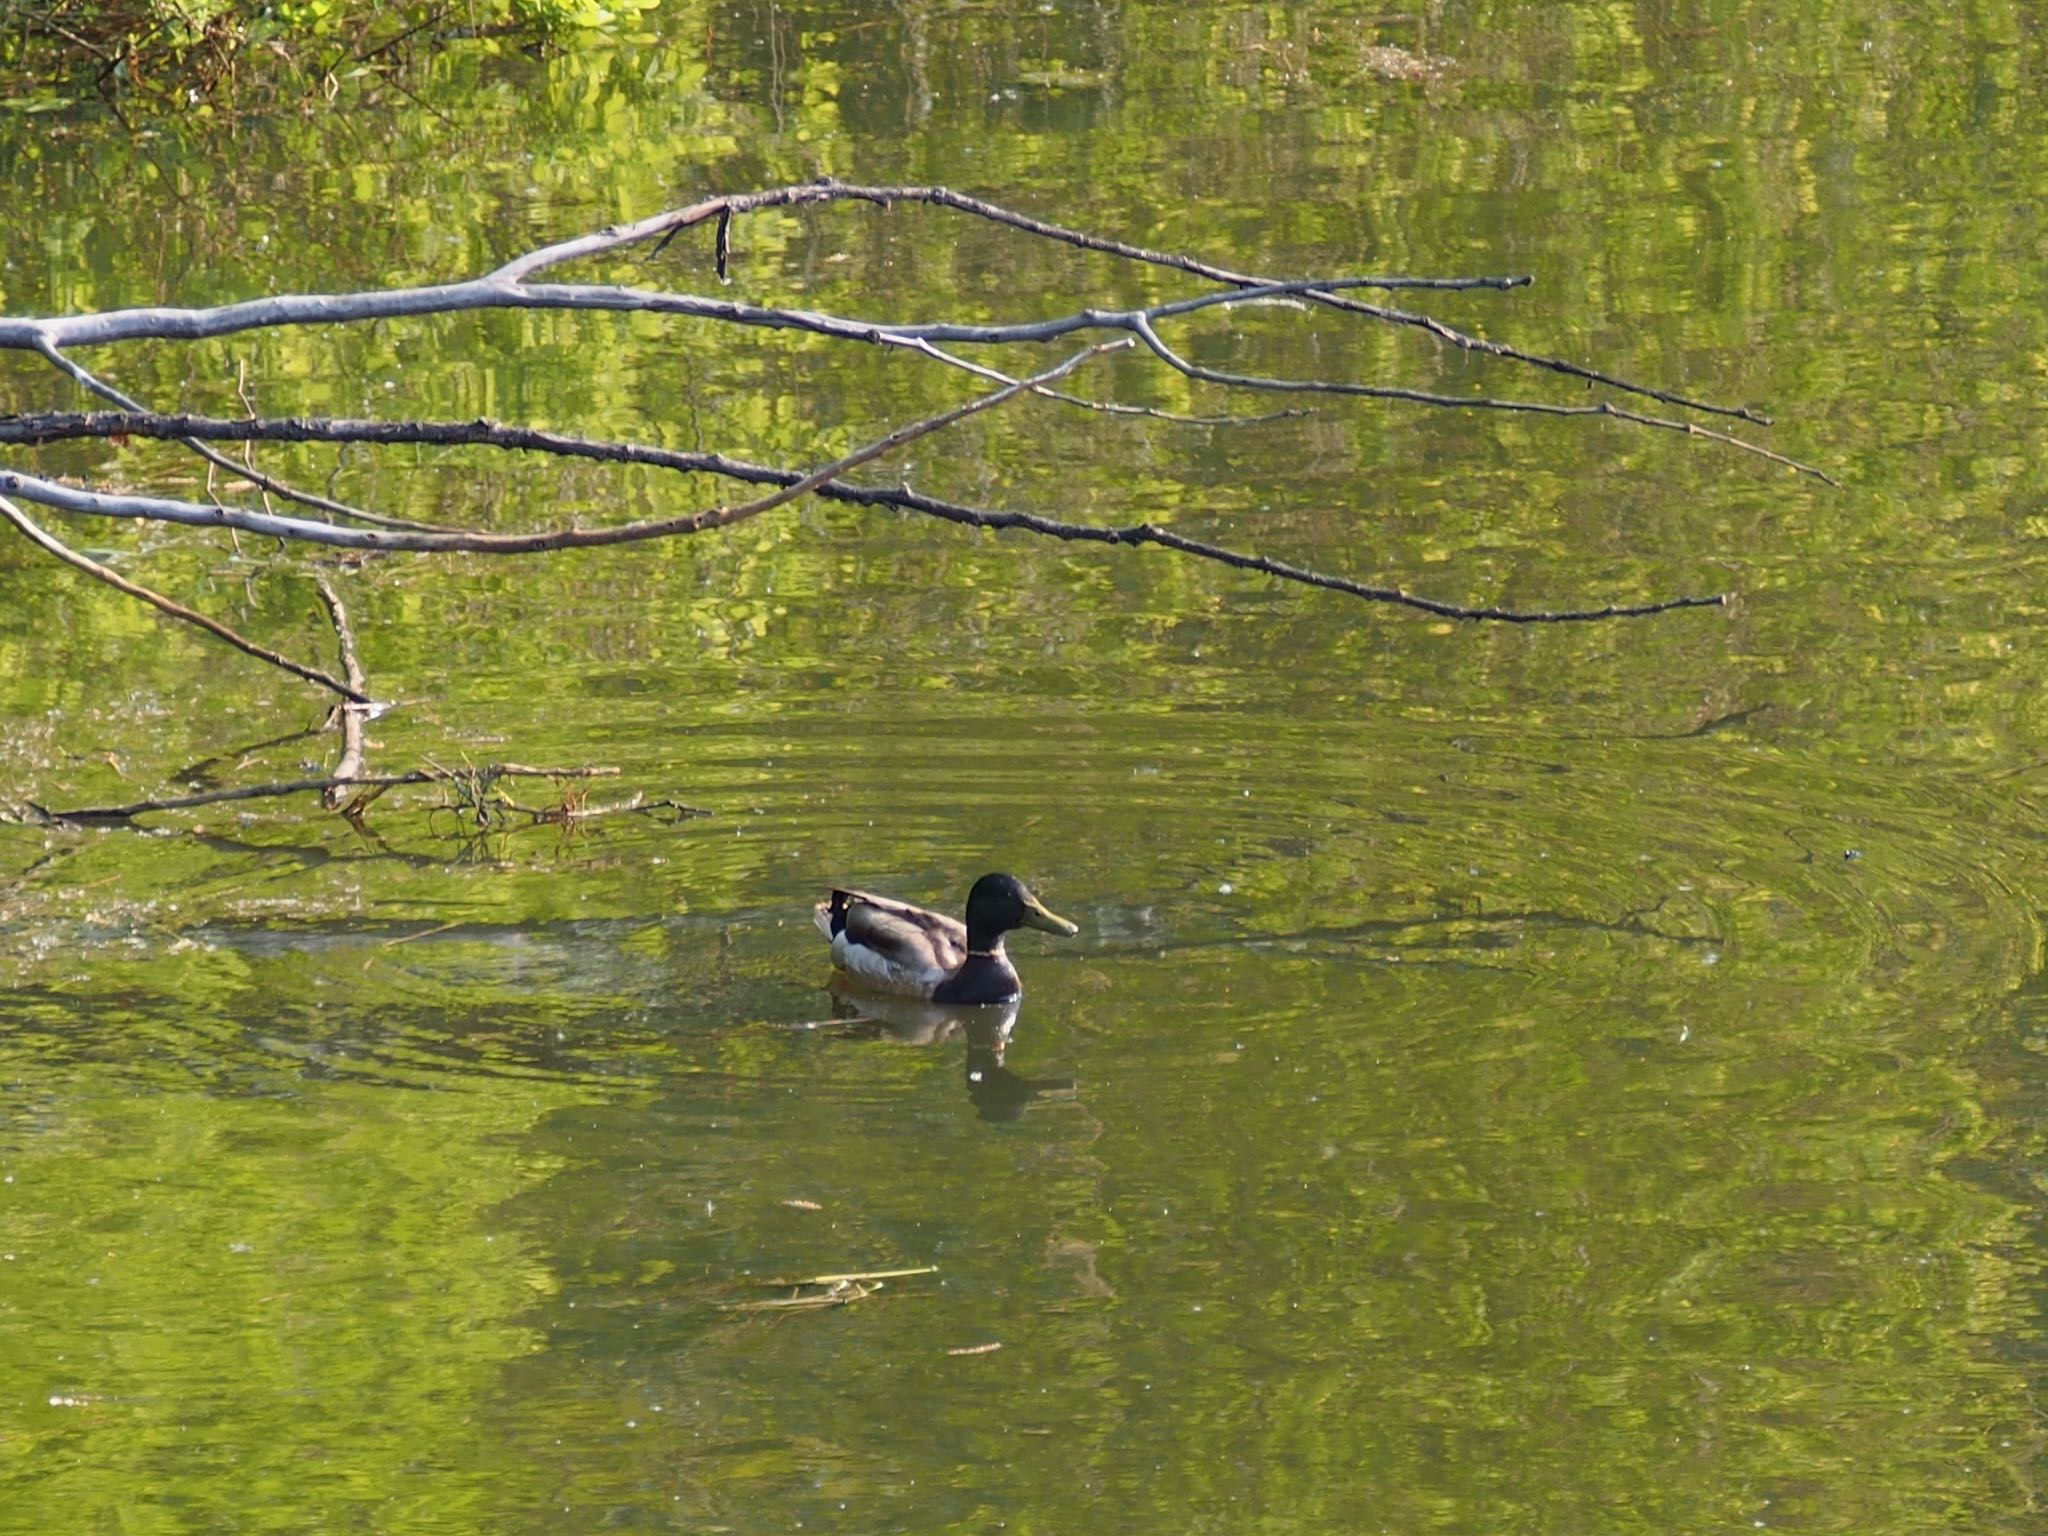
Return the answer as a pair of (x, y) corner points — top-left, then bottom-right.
(4, 2), (2048, 1530)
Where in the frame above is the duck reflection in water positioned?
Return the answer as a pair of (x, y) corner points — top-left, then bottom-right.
(824, 978), (1076, 1122)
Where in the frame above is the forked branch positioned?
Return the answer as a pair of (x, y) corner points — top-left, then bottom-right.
(0, 183), (1801, 828)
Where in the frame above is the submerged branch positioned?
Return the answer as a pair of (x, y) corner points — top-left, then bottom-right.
(12, 763), (710, 829)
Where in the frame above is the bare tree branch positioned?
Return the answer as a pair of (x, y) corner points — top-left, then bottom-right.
(0, 182), (1802, 679)
(0, 407), (1732, 622)
(1122, 309), (1835, 485)
(0, 340), (1124, 551)
(0, 185), (1799, 832)
(644, 181), (1771, 423)
(0, 221), (1784, 448)
(0, 492), (373, 702)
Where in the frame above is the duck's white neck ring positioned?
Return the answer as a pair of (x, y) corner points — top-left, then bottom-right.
(965, 946), (1005, 958)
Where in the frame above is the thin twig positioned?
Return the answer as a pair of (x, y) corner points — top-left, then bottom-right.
(885, 487), (1732, 622)
(1589, 400), (1836, 484)
(0, 493), (373, 702)
(638, 182), (1522, 293)
(647, 181), (1769, 423)
(1124, 311), (1836, 485)
(895, 336), (1312, 426)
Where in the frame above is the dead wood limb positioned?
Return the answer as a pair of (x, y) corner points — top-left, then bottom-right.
(0, 184), (1811, 667)
(0, 409), (1727, 622)
(0, 412), (1726, 623)
(0, 341), (1125, 555)
(0, 492), (375, 702)
(3, 251), (1767, 450)
(0, 270), (1421, 369)
(5, 399), (1306, 451)
(15, 762), (672, 828)
(3, 264), (1819, 481)
(315, 573), (368, 696)
(648, 181), (1770, 424)
(313, 574), (370, 809)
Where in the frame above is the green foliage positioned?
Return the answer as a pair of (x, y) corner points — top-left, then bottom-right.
(503, 0), (658, 42)
(0, 0), (659, 109)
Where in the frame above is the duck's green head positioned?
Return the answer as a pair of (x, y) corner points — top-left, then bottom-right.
(965, 872), (1079, 942)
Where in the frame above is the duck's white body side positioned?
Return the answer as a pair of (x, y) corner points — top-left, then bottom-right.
(813, 888), (971, 998)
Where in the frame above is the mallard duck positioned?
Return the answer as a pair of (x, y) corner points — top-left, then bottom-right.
(813, 872), (1078, 1003)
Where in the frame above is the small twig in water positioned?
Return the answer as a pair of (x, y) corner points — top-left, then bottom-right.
(717, 1264), (939, 1314)
(17, 763), (640, 828)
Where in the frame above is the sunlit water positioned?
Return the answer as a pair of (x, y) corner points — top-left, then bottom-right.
(6, 3), (2048, 1531)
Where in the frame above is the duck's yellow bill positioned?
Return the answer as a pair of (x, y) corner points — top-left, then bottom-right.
(1022, 895), (1079, 936)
